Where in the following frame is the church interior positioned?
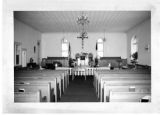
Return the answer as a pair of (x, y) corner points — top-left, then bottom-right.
(13, 11), (151, 103)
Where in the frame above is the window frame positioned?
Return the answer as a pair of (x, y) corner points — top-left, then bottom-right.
(97, 38), (104, 58)
(61, 39), (69, 57)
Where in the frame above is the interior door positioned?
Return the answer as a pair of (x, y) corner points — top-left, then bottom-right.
(22, 49), (27, 67)
(14, 42), (22, 66)
(37, 40), (41, 65)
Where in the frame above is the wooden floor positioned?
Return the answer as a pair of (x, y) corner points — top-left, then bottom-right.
(60, 76), (98, 102)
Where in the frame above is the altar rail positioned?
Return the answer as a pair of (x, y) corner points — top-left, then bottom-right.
(56, 67), (112, 75)
(56, 67), (113, 81)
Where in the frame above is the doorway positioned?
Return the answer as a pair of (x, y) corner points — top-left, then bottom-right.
(14, 42), (22, 66)
(22, 49), (27, 67)
(37, 40), (41, 65)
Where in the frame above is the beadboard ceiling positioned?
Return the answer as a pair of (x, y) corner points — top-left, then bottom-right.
(14, 11), (150, 33)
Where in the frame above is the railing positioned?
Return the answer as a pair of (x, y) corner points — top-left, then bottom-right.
(56, 67), (111, 76)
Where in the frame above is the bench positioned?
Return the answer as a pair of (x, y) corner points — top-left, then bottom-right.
(15, 76), (57, 102)
(96, 73), (151, 100)
(14, 90), (41, 102)
(109, 91), (151, 102)
(15, 70), (69, 93)
(101, 79), (151, 102)
(15, 70), (68, 101)
(98, 74), (151, 100)
(94, 69), (150, 91)
(14, 83), (51, 102)
(94, 69), (150, 89)
(97, 73), (150, 92)
(104, 84), (151, 102)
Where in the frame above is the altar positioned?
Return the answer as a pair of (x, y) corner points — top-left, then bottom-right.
(75, 52), (92, 66)
(77, 56), (89, 66)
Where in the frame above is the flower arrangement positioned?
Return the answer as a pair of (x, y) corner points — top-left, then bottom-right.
(131, 52), (138, 65)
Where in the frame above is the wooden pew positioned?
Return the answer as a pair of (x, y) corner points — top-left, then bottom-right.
(97, 74), (151, 101)
(15, 70), (67, 100)
(104, 84), (151, 102)
(95, 69), (151, 75)
(15, 69), (69, 88)
(14, 91), (41, 102)
(100, 79), (151, 102)
(109, 91), (151, 102)
(15, 69), (68, 96)
(56, 67), (72, 83)
(100, 78), (151, 102)
(14, 83), (51, 102)
(53, 70), (70, 91)
(94, 69), (150, 84)
(94, 72), (149, 93)
(94, 70), (150, 94)
(99, 74), (151, 100)
(15, 76), (57, 102)
(42, 70), (69, 90)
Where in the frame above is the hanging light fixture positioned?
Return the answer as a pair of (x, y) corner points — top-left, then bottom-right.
(77, 12), (89, 49)
(102, 29), (106, 42)
(77, 12), (90, 26)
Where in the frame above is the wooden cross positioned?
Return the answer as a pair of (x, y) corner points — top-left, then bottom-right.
(77, 32), (88, 49)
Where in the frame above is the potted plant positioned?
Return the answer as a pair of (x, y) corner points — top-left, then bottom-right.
(131, 52), (138, 69)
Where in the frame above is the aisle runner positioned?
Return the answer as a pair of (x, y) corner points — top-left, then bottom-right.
(60, 76), (98, 102)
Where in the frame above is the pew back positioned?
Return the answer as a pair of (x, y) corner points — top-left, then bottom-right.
(109, 91), (151, 102)
(14, 77), (57, 102)
(104, 84), (151, 102)
(100, 79), (151, 101)
(14, 91), (41, 102)
(95, 72), (151, 95)
(97, 73), (151, 101)
(14, 83), (51, 102)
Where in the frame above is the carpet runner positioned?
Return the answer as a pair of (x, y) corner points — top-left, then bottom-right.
(60, 76), (98, 102)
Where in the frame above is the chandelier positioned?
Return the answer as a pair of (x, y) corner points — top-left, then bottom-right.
(77, 12), (89, 49)
(77, 14), (90, 26)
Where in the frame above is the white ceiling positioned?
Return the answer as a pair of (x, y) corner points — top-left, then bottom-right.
(14, 11), (150, 33)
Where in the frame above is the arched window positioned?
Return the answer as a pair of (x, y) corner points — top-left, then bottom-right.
(131, 36), (138, 61)
(97, 39), (104, 58)
(62, 39), (68, 57)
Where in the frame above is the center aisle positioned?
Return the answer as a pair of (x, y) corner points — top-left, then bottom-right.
(60, 76), (98, 102)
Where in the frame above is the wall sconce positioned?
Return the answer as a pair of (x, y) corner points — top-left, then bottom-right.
(145, 44), (150, 51)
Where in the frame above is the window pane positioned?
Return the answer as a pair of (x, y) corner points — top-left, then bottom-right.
(97, 51), (103, 57)
(98, 39), (103, 43)
(62, 43), (68, 51)
(132, 45), (137, 53)
(62, 51), (68, 57)
(98, 43), (103, 51)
